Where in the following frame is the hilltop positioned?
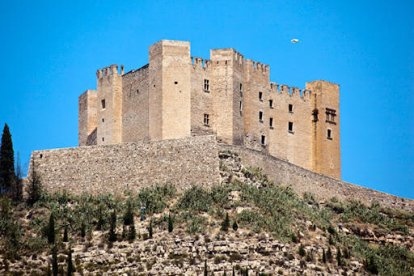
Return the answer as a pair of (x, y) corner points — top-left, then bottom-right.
(1, 150), (413, 275)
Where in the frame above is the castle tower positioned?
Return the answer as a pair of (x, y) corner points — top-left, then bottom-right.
(96, 64), (123, 145)
(148, 40), (191, 140)
(78, 89), (97, 146)
(306, 80), (341, 178)
(210, 49), (244, 145)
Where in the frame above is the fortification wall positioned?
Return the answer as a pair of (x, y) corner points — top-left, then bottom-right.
(29, 136), (219, 196)
(191, 57), (214, 136)
(122, 65), (150, 142)
(220, 144), (414, 212)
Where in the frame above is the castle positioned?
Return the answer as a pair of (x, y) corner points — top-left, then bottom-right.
(79, 40), (340, 179)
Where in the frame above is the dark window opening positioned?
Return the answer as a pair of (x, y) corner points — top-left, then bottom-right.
(326, 108), (337, 124)
(327, 129), (333, 140)
(259, 111), (263, 122)
(204, 114), (210, 126)
(288, 122), (294, 133)
(269, 117), (273, 128)
(102, 118), (104, 123)
(240, 83), (243, 93)
(39, 154), (43, 158)
(174, 81), (178, 85)
(288, 104), (293, 113)
(261, 135), (266, 146)
(269, 99), (273, 108)
(312, 109), (319, 122)
(101, 99), (106, 109)
(259, 91), (263, 101)
(102, 137), (105, 142)
(203, 79), (210, 92)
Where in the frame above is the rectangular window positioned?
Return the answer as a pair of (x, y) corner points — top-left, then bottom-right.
(239, 101), (243, 114)
(269, 99), (273, 108)
(259, 111), (263, 122)
(259, 91), (263, 101)
(288, 122), (294, 133)
(326, 108), (336, 124)
(261, 135), (266, 146)
(204, 79), (210, 92)
(101, 99), (106, 109)
(288, 104), (293, 113)
(312, 109), (319, 122)
(269, 117), (273, 128)
(240, 83), (243, 92)
(203, 114), (210, 126)
(327, 129), (332, 140)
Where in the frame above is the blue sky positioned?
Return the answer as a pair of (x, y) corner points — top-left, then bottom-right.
(0, 1), (413, 199)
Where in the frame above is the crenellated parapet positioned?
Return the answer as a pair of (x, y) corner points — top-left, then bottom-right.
(191, 57), (211, 70)
(96, 64), (124, 79)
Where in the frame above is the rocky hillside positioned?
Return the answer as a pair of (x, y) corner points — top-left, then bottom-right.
(0, 150), (413, 275)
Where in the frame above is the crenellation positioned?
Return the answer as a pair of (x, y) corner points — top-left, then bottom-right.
(78, 40), (341, 179)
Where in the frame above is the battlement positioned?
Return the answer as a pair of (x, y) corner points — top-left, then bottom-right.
(191, 57), (211, 69)
(96, 64), (124, 79)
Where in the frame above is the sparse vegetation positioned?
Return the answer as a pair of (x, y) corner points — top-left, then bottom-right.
(0, 152), (413, 274)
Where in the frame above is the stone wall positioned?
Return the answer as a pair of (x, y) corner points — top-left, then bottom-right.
(220, 144), (414, 212)
(122, 65), (150, 142)
(29, 136), (219, 195)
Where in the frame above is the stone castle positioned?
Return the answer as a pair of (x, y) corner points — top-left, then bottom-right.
(79, 40), (340, 178)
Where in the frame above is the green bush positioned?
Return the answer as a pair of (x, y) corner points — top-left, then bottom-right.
(177, 186), (212, 212)
(137, 184), (176, 214)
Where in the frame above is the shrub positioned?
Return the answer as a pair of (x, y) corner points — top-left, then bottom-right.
(137, 184), (176, 215)
(177, 186), (212, 212)
(298, 244), (305, 257)
(52, 246), (58, 276)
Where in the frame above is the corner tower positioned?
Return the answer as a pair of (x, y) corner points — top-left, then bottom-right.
(307, 80), (341, 179)
(96, 64), (123, 145)
(149, 40), (191, 140)
(210, 49), (245, 145)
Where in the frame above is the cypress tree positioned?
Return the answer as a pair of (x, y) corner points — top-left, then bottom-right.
(47, 212), (55, 244)
(67, 246), (74, 275)
(322, 248), (327, 263)
(148, 219), (153, 239)
(52, 245), (58, 276)
(27, 158), (42, 206)
(123, 200), (134, 226)
(232, 266), (235, 276)
(0, 124), (15, 194)
(80, 221), (86, 238)
(108, 211), (117, 242)
(221, 212), (230, 232)
(63, 224), (68, 242)
(232, 220), (238, 231)
(336, 247), (342, 266)
(204, 259), (208, 276)
(128, 222), (136, 241)
(168, 213), (173, 233)
(327, 247), (333, 262)
(12, 154), (23, 201)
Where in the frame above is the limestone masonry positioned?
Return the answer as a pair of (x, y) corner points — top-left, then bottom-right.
(79, 40), (340, 179)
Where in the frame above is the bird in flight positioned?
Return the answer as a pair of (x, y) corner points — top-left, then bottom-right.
(291, 38), (300, 44)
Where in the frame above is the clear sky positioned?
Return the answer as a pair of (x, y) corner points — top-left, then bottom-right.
(0, 0), (413, 199)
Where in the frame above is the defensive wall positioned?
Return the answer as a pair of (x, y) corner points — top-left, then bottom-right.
(220, 144), (414, 212)
(28, 135), (219, 195)
(28, 135), (413, 212)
